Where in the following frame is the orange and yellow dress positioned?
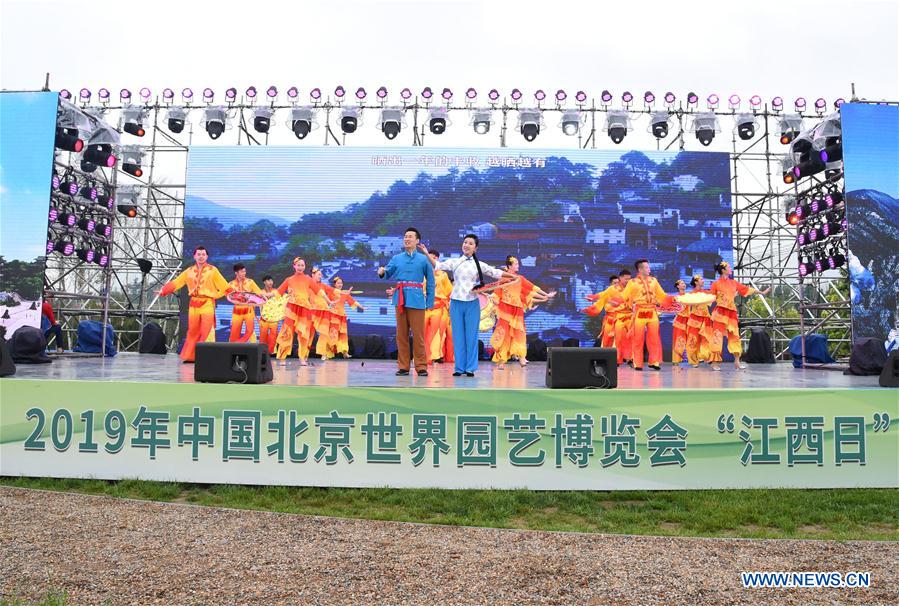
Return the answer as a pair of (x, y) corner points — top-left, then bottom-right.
(425, 270), (454, 364)
(686, 288), (713, 366)
(709, 277), (752, 362)
(311, 284), (337, 359)
(324, 291), (362, 358)
(490, 276), (536, 365)
(274, 273), (325, 360)
(619, 275), (673, 369)
(671, 298), (691, 363)
(160, 263), (231, 362)
(582, 284), (620, 348)
(227, 277), (262, 343)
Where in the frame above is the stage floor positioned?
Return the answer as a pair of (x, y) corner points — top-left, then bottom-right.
(7, 352), (883, 390)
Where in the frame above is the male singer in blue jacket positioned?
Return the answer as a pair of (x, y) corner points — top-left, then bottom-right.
(378, 227), (435, 376)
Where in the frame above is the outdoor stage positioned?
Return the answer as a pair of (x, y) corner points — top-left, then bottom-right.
(7, 352), (883, 390)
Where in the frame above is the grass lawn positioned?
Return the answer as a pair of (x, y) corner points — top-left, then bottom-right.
(2, 477), (896, 541)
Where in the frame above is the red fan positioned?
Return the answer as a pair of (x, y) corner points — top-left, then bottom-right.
(472, 275), (520, 294)
(227, 291), (267, 306)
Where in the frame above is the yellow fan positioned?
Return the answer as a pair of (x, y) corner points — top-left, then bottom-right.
(261, 294), (287, 322)
(676, 292), (716, 306)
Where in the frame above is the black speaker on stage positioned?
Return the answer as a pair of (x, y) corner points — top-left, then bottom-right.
(195, 342), (273, 384)
(880, 351), (899, 388)
(0, 338), (16, 377)
(546, 347), (617, 389)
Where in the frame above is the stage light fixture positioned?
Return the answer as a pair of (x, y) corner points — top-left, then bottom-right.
(792, 155), (825, 180)
(827, 250), (846, 270)
(518, 109), (541, 142)
(749, 95), (762, 110)
(692, 113), (719, 146)
(686, 92), (698, 108)
(162, 88), (174, 104)
(57, 211), (77, 227)
(119, 89), (131, 103)
(96, 189), (113, 211)
(606, 110), (630, 144)
(78, 185), (98, 202)
(117, 204), (138, 218)
(772, 96), (784, 112)
(820, 137), (842, 163)
(45, 239), (56, 255)
(166, 107), (187, 133)
(421, 87), (433, 100)
(202, 107), (227, 140)
(471, 109), (492, 134)
(378, 108), (404, 140)
(511, 89), (523, 102)
(356, 87), (367, 100)
(600, 90), (613, 107)
(203, 88), (214, 104)
(55, 127), (84, 152)
(120, 146), (145, 177)
(794, 97), (806, 113)
(310, 88), (322, 102)
(575, 90), (587, 104)
(139, 88), (151, 103)
(643, 91), (655, 107)
(60, 89), (72, 100)
(77, 217), (96, 233)
(489, 89), (500, 102)
(333, 86), (344, 99)
(561, 110), (583, 136)
(122, 108), (146, 137)
(735, 113), (756, 140)
(555, 88), (568, 103)
(288, 87), (300, 102)
(54, 238), (75, 256)
(834, 98), (845, 109)
(95, 221), (112, 238)
(814, 254), (826, 274)
(225, 87), (237, 103)
(798, 256), (814, 277)
(94, 247), (109, 267)
(534, 89), (546, 102)
(466, 88), (478, 101)
(778, 114), (804, 144)
(76, 246), (95, 264)
(814, 98), (826, 115)
(59, 177), (78, 196)
(376, 86), (388, 101)
(253, 107), (274, 134)
(442, 88), (453, 101)
(182, 88), (194, 103)
(706, 94), (719, 110)
(245, 86), (257, 102)
(80, 158), (97, 173)
(98, 88), (110, 105)
(267, 86), (278, 99)
(340, 107), (360, 134)
(289, 107), (315, 139)
(650, 111), (670, 139)
(52, 172), (60, 190)
(796, 230), (808, 246)
(728, 94), (740, 110)
(664, 92), (676, 108)
(79, 88), (92, 104)
(400, 88), (412, 101)
(48, 207), (58, 223)
(428, 107), (448, 134)
(621, 91), (633, 109)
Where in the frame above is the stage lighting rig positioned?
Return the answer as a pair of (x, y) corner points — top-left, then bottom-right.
(378, 108), (405, 140)
(55, 127), (84, 152)
(606, 110), (631, 144)
(560, 110), (583, 136)
(340, 107), (361, 134)
(202, 107), (229, 140)
(471, 109), (493, 135)
(735, 113), (757, 140)
(120, 146), (145, 178)
(488, 89), (501, 103)
(779, 114), (804, 144)
(166, 107), (188, 133)
(518, 109), (542, 142)
(428, 107), (448, 134)
(122, 107), (147, 137)
(253, 107), (274, 134)
(289, 107), (316, 139)
(782, 155), (798, 184)
(649, 111), (671, 139)
(690, 113), (719, 146)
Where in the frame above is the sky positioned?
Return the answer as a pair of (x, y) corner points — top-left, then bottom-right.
(841, 104), (899, 198)
(0, 91), (57, 261)
(186, 146), (677, 220)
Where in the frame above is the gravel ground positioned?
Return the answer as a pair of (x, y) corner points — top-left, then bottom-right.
(1, 486), (896, 606)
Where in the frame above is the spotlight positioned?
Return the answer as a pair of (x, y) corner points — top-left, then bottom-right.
(120, 146), (145, 177)
(400, 88), (412, 101)
(664, 92), (676, 107)
(57, 211), (77, 227)
(749, 95), (762, 110)
(575, 90), (587, 104)
(814, 98), (827, 115)
(202, 107), (227, 140)
(772, 96), (784, 112)
(796, 230), (807, 246)
(643, 91), (655, 107)
(692, 113), (719, 146)
(79, 88), (92, 103)
(518, 109), (541, 142)
(245, 86), (257, 101)
(225, 88), (237, 103)
(778, 115), (804, 144)
(267, 86), (278, 99)
(117, 204), (138, 218)
(471, 109), (492, 134)
(820, 137), (842, 163)
(203, 88), (214, 104)
(421, 87), (433, 100)
(55, 127), (84, 152)
(442, 88), (453, 101)
(80, 159), (97, 173)
(561, 110), (582, 136)
(466, 88), (478, 101)
(77, 217), (96, 233)
(94, 222), (112, 238)
(60, 177), (78, 196)
(162, 88), (175, 104)
(51, 172), (60, 190)
(794, 97), (806, 113)
(289, 107), (315, 139)
(728, 94), (740, 110)
(686, 92), (698, 107)
(166, 107), (187, 133)
(834, 98), (845, 109)
(76, 246), (95, 264)
(534, 89), (546, 102)
(46, 239), (56, 255)
(706, 94), (719, 110)
(376, 86), (388, 100)
(600, 90), (613, 106)
(826, 191), (844, 207)
(355, 87), (367, 100)
(98, 88), (110, 105)
(378, 108), (404, 140)
(428, 107), (448, 134)
(59, 89), (72, 100)
(340, 107), (360, 134)
(793, 155), (825, 180)
(139, 88), (151, 103)
(310, 88), (321, 101)
(511, 88), (523, 102)
(182, 88), (194, 103)
(54, 238), (75, 256)
(96, 190), (114, 211)
(798, 256), (814, 277)
(828, 251), (846, 269)
(122, 108), (146, 137)
(735, 113), (756, 140)
(606, 110), (630, 144)
(79, 185), (98, 202)
(621, 91), (633, 108)
(48, 207), (57, 222)
(650, 111), (670, 139)
(814, 254), (826, 274)
(253, 107), (274, 133)
(333, 86), (344, 99)
(488, 89), (500, 102)
(94, 248), (109, 267)
(119, 88), (131, 103)
(288, 87), (300, 102)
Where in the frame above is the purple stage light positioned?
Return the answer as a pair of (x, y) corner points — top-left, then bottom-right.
(811, 198), (821, 214)
(97, 253), (109, 267)
(707, 93), (719, 108)
(140, 88), (151, 102)
(246, 86), (257, 98)
(78, 217), (96, 233)
(203, 88), (214, 102)
(267, 86), (278, 98)
(182, 88), (194, 101)
(163, 88), (175, 101)
(79, 88), (91, 101)
(488, 89), (500, 101)
(225, 87), (237, 101)
(97, 224), (111, 238)
(59, 89), (72, 100)
(288, 86), (300, 100)
(98, 88), (110, 101)
(534, 89), (546, 101)
(310, 88), (322, 100)
(686, 91), (698, 105)
(664, 91), (676, 105)
(643, 91), (654, 104)
(841, 217), (848, 232)
(822, 222), (831, 237)
(119, 88), (131, 101)
(575, 90), (587, 103)
(794, 97), (806, 111)
(749, 95), (762, 109)
(511, 88), (522, 101)
(621, 91), (633, 104)
(400, 88), (412, 100)
(355, 87), (366, 100)
(556, 89), (567, 102)
(49, 208), (58, 223)
(799, 259), (811, 277)
(46, 240), (56, 255)
(51, 174), (60, 190)
(772, 96), (783, 111)
(61, 179), (78, 196)
(376, 86), (388, 99)
(834, 98), (845, 108)
(728, 94), (740, 109)
(814, 97), (826, 111)
(809, 226), (819, 242)
(797, 232), (806, 246)
(814, 257), (825, 273)
(81, 249), (96, 264)
(61, 241), (74, 256)
(466, 87), (478, 100)
(421, 87), (433, 100)
(442, 88), (453, 100)
(601, 90), (613, 103)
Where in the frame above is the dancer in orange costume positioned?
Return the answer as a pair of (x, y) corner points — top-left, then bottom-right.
(158, 246), (232, 362)
(324, 276), (366, 358)
(274, 258), (332, 366)
(491, 255), (555, 369)
(611, 269), (634, 365)
(685, 274), (713, 367)
(615, 259), (675, 371)
(424, 249), (454, 365)
(257, 275), (279, 354)
(310, 268), (338, 360)
(708, 260), (770, 371)
(582, 274), (621, 348)
(227, 263), (263, 343)
(670, 279), (690, 365)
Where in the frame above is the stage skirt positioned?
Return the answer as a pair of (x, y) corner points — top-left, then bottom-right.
(491, 301), (528, 364)
(275, 303), (314, 360)
(709, 305), (742, 361)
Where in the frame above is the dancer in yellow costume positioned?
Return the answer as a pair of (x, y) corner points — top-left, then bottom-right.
(227, 263), (263, 343)
(582, 274), (621, 348)
(491, 255), (555, 369)
(424, 249), (454, 365)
